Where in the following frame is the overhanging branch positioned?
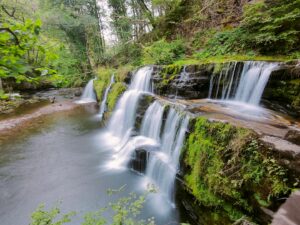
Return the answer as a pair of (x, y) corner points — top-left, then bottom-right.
(0, 27), (23, 48)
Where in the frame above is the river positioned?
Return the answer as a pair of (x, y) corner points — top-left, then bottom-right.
(0, 104), (184, 225)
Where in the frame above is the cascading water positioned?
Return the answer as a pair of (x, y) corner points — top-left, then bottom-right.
(235, 62), (278, 105)
(108, 66), (153, 139)
(77, 79), (97, 103)
(140, 101), (165, 141)
(99, 74), (115, 119)
(146, 109), (189, 204)
(208, 61), (278, 105)
(179, 66), (189, 81)
(130, 101), (165, 173)
(103, 66), (189, 206)
(105, 66), (154, 168)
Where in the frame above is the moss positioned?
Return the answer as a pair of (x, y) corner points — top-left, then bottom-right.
(182, 117), (292, 223)
(94, 67), (114, 102)
(115, 65), (134, 82)
(155, 65), (182, 91)
(107, 82), (126, 112)
(172, 54), (291, 66)
(93, 65), (134, 115)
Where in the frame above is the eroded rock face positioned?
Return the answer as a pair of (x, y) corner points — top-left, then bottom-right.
(284, 129), (300, 145)
(152, 64), (213, 99)
(134, 95), (155, 131)
(263, 61), (300, 117)
(150, 62), (300, 117)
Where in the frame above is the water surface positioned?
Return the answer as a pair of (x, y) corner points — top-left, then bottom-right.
(0, 105), (181, 225)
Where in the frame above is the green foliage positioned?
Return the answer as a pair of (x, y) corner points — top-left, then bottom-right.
(0, 13), (50, 81)
(0, 90), (9, 100)
(143, 39), (186, 65)
(193, 0), (300, 59)
(30, 204), (75, 225)
(194, 28), (249, 59)
(183, 117), (292, 222)
(101, 43), (142, 67)
(0, 0), (105, 90)
(241, 0), (300, 54)
(30, 188), (155, 225)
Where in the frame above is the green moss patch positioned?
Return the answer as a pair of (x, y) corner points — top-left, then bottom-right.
(182, 117), (293, 222)
(93, 65), (132, 105)
(107, 82), (126, 112)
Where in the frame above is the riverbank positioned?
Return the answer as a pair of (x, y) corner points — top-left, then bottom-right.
(0, 88), (84, 137)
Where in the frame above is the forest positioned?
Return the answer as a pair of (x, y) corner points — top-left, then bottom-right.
(0, 0), (300, 225)
(1, 0), (299, 92)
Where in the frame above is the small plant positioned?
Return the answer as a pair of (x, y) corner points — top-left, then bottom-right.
(29, 186), (155, 225)
(0, 90), (9, 100)
(143, 39), (186, 65)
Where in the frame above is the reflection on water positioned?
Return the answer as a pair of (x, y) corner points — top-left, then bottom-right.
(0, 105), (182, 225)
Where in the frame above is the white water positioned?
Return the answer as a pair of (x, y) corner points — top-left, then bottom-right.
(140, 101), (165, 141)
(77, 79), (97, 103)
(108, 66), (153, 139)
(179, 66), (189, 81)
(105, 93), (189, 205)
(99, 74), (115, 119)
(209, 62), (278, 105)
(146, 109), (189, 204)
(105, 66), (154, 169)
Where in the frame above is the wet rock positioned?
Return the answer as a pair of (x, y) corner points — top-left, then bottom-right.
(264, 63), (300, 117)
(134, 95), (155, 130)
(49, 96), (56, 103)
(284, 129), (300, 145)
(261, 136), (300, 158)
(152, 64), (213, 99)
(272, 191), (300, 225)
(260, 136), (300, 176)
(130, 149), (148, 173)
(74, 89), (82, 97)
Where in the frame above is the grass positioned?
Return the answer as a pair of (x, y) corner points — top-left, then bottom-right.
(173, 54), (292, 66)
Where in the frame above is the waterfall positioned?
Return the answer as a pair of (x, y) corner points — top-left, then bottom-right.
(140, 101), (165, 141)
(179, 66), (189, 81)
(103, 66), (189, 206)
(208, 62), (278, 105)
(146, 109), (189, 204)
(99, 74), (115, 119)
(108, 66), (153, 139)
(77, 79), (97, 103)
(105, 66), (154, 169)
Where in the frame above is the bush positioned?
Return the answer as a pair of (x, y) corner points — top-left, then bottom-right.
(99, 43), (142, 67)
(193, 0), (300, 59)
(194, 28), (248, 59)
(142, 39), (186, 65)
(241, 0), (300, 54)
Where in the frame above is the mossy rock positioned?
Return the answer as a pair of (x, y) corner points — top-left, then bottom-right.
(107, 82), (127, 112)
(182, 117), (296, 224)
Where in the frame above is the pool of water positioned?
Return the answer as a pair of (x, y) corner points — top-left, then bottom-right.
(0, 104), (185, 225)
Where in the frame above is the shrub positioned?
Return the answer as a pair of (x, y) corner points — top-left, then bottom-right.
(240, 0), (300, 54)
(142, 39), (186, 65)
(194, 28), (248, 59)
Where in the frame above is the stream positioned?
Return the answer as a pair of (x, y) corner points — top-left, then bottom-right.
(0, 104), (184, 225)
